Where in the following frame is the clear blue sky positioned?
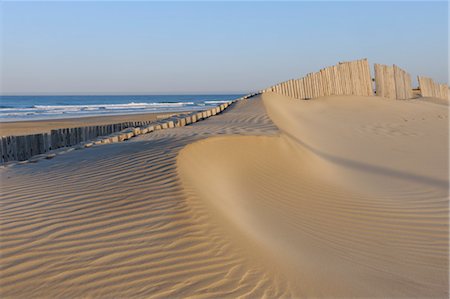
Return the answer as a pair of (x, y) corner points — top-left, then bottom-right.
(0, 1), (447, 95)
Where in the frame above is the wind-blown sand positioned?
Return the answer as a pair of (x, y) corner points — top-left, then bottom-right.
(1, 92), (448, 297)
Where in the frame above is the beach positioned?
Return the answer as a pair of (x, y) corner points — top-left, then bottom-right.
(1, 92), (448, 298)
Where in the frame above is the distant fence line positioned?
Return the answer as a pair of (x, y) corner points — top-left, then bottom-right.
(2, 59), (449, 164)
(1, 121), (154, 163)
(263, 58), (373, 99)
(418, 76), (449, 100)
(0, 101), (240, 164)
(374, 64), (412, 100)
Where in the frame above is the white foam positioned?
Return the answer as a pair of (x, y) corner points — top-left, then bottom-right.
(31, 102), (195, 111)
(0, 100), (216, 121)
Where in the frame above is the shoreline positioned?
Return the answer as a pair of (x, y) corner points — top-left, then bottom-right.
(0, 111), (185, 136)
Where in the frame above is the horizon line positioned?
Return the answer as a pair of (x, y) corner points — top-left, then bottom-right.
(0, 91), (251, 96)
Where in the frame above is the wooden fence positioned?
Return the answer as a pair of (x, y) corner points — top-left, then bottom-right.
(0, 120), (153, 163)
(0, 102), (235, 164)
(264, 60), (450, 102)
(374, 64), (412, 100)
(264, 58), (373, 99)
(417, 76), (449, 100)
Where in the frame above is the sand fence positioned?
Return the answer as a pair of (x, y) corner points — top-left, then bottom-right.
(418, 76), (449, 100)
(374, 64), (413, 100)
(264, 58), (373, 99)
(0, 102), (235, 164)
(264, 58), (448, 102)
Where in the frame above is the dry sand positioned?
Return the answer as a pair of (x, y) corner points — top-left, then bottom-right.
(0, 112), (182, 136)
(179, 92), (449, 297)
(0, 92), (448, 298)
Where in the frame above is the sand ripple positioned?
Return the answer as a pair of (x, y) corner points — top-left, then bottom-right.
(1, 93), (448, 298)
(1, 99), (289, 298)
(177, 93), (449, 298)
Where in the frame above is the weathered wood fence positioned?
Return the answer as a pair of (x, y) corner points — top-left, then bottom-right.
(264, 58), (448, 102)
(417, 76), (449, 100)
(0, 102), (235, 164)
(374, 64), (412, 100)
(0, 120), (153, 163)
(263, 58), (373, 99)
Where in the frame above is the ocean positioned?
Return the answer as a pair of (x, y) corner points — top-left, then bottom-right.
(0, 94), (243, 122)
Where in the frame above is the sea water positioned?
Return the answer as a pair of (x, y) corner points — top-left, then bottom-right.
(0, 94), (243, 122)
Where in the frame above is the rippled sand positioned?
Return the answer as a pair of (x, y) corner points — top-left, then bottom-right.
(1, 93), (448, 297)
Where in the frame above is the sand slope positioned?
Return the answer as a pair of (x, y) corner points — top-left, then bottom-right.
(178, 92), (449, 297)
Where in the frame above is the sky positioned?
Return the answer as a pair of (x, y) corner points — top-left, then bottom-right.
(0, 1), (448, 95)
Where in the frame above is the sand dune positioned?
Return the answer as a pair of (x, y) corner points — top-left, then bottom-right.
(1, 92), (448, 298)
(0, 98), (287, 298)
(178, 92), (449, 297)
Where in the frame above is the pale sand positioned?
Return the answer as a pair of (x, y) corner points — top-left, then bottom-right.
(179, 92), (449, 297)
(0, 112), (181, 136)
(1, 93), (448, 297)
(0, 99), (282, 298)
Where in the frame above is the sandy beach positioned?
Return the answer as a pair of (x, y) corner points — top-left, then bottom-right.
(0, 112), (184, 136)
(2, 0), (447, 297)
(1, 92), (448, 297)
